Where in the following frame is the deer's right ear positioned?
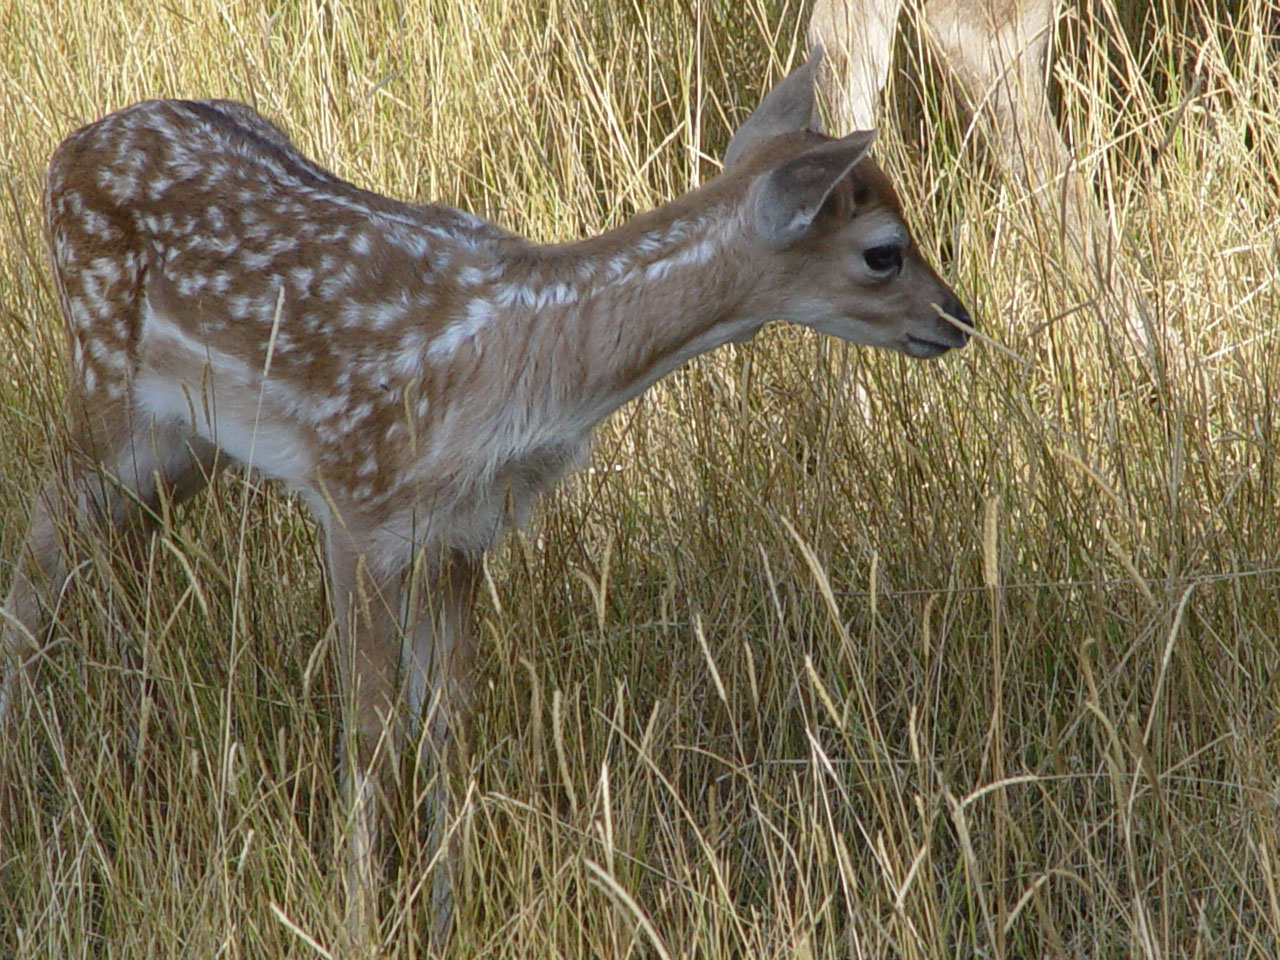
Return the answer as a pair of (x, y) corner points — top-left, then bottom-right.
(749, 130), (877, 248)
(724, 45), (824, 169)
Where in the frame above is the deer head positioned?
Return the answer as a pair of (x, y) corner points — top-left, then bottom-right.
(723, 45), (972, 358)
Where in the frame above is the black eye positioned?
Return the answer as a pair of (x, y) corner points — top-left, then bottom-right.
(864, 243), (903, 275)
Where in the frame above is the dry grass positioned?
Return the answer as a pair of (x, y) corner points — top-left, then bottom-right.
(2, 0), (1279, 956)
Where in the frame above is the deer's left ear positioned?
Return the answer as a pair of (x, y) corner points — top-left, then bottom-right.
(724, 45), (824, 169)
(749, 130), (877, 248)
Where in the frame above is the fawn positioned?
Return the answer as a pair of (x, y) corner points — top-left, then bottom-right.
(1, 46), (970, 929)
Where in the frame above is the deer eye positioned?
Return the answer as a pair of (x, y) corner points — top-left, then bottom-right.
(863, 242), (903, 276)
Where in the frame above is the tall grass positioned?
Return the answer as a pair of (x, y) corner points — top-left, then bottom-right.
(2, 0), (1278, 956)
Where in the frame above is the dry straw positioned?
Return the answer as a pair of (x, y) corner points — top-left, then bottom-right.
(1, 0), (1278, 956)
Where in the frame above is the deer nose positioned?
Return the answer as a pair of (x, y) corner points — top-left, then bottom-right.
(934, 293), (973, 348)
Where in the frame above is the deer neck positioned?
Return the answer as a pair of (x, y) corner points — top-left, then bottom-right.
(448, 183), (760, 436)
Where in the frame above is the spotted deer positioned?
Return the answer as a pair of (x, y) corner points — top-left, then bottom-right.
(1, 47), (969, 927)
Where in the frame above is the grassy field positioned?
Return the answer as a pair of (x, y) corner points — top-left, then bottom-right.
(2, 0), (1278, 956)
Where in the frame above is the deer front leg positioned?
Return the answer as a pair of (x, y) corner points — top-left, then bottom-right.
(324, 531), (407, 938)
(401, 549), (480, 762)
(325, 532), (479, 939)
(400, 549), (480, 935)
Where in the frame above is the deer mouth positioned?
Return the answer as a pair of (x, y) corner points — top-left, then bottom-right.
(904, 332), (966, 359)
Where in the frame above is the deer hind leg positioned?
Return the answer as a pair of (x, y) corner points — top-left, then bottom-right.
(3, 203), (221, 728)
(808, 0), (908, 129)
(923, 0), (1085, 233)
(923, 0), (1155, 347)
(1, 409), (220, 709)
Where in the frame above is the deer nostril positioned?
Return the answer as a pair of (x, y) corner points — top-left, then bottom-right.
(944, 296), (974, 329)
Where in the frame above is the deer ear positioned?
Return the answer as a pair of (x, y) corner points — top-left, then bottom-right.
(750, 130), (877, 248)
(724, 45), (824, 169)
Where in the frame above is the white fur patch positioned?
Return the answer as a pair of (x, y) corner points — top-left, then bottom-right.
(429, 298), (494, 359)
(137, 301), (316, 483)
